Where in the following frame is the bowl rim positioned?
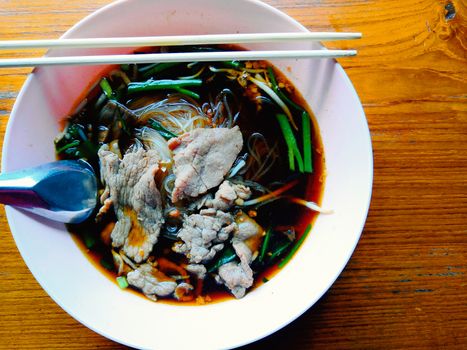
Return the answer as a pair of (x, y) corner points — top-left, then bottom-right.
(2, 0), (373, 348)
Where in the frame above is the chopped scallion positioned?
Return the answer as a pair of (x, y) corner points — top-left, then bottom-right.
(267, 67), (302, 112)
(83, 232), (97, 249)
(140, 62), (183, 79)
(99, 78), (114, 100)
(147, 119), (177, 139)
(221, 60), (243, 69)
(302, 111), (313, 173)
(276, 114), (304, 173)
(56, 140), (80, 154)
(268, 240), (292, 261)
(207, 245), (237, 273)
(100, 257), (114, 271)
(278, 224), (312, 268)
(259, 228), (272, 263)
(174, 87), (200, 99)
(127, 79), (202, 94)
(116, 276), (129, 289)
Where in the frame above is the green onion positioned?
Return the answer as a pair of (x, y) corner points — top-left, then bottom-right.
(140, 62), (183, 79)
(268, 240), (292, 262)
(56, 140), (80, 154)
(174, 87), (200, 99)
(100, 257), (114, 271)
(221, 60), (243, 69)
(147, 119), (177, 139)
(99, 78), (115, 100)
(288, 146), (295, 171)
(268, 68), (313, 173)
(262, 277), (269, 283)
(127, 79), (202, 94)
(302, 111), (313, 173)
(83, 231), (97, 249)
(259, 228), (272, 263)
(278, 224), (312, 268)
(116, 276), (129, 289)
(248, 76), (297, 130)
(207, 246), (237, 273)
(267, 67), (303, 112)
(276, 114), (304, 173)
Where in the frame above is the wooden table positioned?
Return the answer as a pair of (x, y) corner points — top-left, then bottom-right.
(0, 0), (465, 348)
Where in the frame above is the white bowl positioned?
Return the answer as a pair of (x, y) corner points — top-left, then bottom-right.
(2, 0), (372, 348)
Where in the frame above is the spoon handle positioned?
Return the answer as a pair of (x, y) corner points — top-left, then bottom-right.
(0, 173), (47, 208)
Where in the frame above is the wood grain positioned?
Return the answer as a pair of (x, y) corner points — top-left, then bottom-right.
(0, 0), (466, 349)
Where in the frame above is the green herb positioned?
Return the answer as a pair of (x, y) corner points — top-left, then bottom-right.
(302, 111), (313, 173)
(267, 67), (302, 112)
(221, 60), (243, 69)
(127, 79), (202, 94)
(55, 140), (80, 154)
(278, 224), (312, 268)
(262, 277), (269, 283)
(116, 276), (129, 289)
(259, 228), (272, 263)
(268, 68), (313, 173)
(207, 245), (237, 273)
(54, 124), (98, 161)
(147, 119), (178, 139)
(140, 62), (183, 79)
(268, 240), (292, 262)
(82, 231), (97, 249)
(276, 114), (304, 173)
(100, 257), (114, 271)
(173, 87), (200, 99)
(99, 78), (115, 100)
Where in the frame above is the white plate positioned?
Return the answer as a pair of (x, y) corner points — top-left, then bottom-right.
(2, 0), (373, 348)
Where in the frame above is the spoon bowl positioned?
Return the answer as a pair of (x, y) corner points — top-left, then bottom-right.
(0, 160), (97, 223)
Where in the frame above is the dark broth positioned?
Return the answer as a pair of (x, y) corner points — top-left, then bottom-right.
(64, 45), (325, 305)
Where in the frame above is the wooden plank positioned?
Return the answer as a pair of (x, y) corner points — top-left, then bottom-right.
(0, 0), (465, 349)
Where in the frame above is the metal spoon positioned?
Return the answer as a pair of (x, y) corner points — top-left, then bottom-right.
(0, 160), (97, 224)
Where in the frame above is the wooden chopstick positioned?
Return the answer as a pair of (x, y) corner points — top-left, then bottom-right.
(0, 50), (357, 68)
(0, 32), (362, 50)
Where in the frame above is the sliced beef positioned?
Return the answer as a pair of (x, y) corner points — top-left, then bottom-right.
(207, 180), (251, 210)
(234, 211), (264, 252)
(169, 126), (243, 203)
(186, 264), (207, 280)
(98, 145), (163, 263)
(216, 213), (264, 298)
(126, 263), (177, 298)
(216, 238), (254, 299)
(173, 210), (237, 264)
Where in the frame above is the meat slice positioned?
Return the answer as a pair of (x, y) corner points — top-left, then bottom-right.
(169, 127), (243, 202)
(216, 213), (264, 298)
(98, 145), (163, 263)
(186, 264), (207, 280)
(126, 263), (177, 298)
(207, 180), (251, 210)
(217, 260), (253, 299)
(216, 238), (255, 299)
(173, 210), (237, 263)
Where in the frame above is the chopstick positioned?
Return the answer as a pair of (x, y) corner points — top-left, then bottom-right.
(0, 32), (361, 50)
(0, 50), (357, 68)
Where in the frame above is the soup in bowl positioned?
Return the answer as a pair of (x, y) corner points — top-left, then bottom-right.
(2, 0), (372, 348)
